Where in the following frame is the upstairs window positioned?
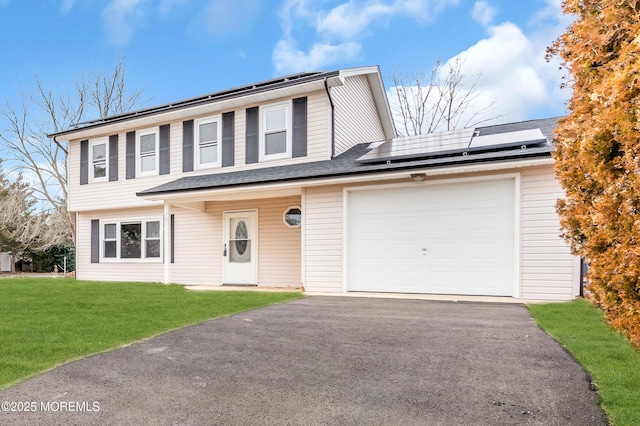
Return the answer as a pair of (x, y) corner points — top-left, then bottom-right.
(90, 138), (108, 182)
(260, 102), (291, 161)
(137, 128), (159, 176)
(195, 116), (221, 168)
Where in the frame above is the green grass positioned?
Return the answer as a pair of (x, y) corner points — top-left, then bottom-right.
(0, 278), (303, 390)
(528, 299), (640, 426)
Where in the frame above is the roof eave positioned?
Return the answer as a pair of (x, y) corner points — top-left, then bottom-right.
(50, 70), (341, 142)
(137, 149), (552, 200)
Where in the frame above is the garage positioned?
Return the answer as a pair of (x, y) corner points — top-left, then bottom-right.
(346, 177), (516, 296)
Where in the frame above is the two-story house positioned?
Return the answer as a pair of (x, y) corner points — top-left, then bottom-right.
(51, 66), (580, 300)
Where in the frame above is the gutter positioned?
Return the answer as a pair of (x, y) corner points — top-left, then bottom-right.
(137, 151), (554, 199)
(324, 77), (336, 159)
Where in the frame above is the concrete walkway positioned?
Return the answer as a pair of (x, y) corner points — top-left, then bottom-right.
(0, 297), (606, 425)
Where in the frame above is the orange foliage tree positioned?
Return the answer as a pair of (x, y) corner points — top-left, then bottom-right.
(549, 0), (640, 347)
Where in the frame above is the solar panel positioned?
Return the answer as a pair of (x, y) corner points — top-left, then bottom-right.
(468, 129), (547, 151)
(356, 128), (476, 163)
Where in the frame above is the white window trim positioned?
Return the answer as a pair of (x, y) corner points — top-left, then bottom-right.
(136, 127), (159, 177)
(195, 115), (222, 169)
(89, 137), (109, 183)
(100, 217), (163, 262)
(259, 101), (292, 162)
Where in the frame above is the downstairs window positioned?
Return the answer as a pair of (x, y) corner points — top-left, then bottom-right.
(102, 218), (162, 261)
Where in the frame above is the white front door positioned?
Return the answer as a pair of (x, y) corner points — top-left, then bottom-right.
(223, 210), (257, 284)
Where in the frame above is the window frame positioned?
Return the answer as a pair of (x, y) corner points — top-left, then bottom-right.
(136, 127), (159, 177)
(195, 115), (222, 169)
(283, 206), (302, 228)
(100, 217), (163, 262)
(259, 101), (292, 161)
(89, 137), (109, 183)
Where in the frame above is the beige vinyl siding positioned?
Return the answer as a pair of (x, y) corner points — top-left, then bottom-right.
(332, 74), (386, 156)
(76, 197), (301, 286)
(303, 185), (344, 292)
(168, 206), (220, 285)
(520, 165), (577, 300)
(205, 197), (301, 287)
(75, 208), (164, 282)
(68, 91), (331, 212)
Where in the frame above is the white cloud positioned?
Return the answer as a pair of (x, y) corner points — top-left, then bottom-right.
(409, 0), (574, 127)
(273, 0), (459, 74)
(101, 0), (149, 46)
(316, 2), (394, 39)
(273, 39), (361, 74)
(193, 0), (260, 36)
(471, 0), (496, 26)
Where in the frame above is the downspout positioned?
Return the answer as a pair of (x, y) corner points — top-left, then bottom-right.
(324, 77), (336, 159)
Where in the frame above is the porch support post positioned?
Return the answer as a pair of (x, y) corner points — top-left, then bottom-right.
(163, 202), (171, 285)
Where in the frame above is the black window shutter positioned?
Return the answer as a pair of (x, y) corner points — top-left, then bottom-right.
(91, 219), (99, 263)
(292, 97), (308, 158)
(183, 120), (194, 172)
(159, 124), (170, 175)
(170, 214), (175, 264)
(80, 140), (89, 185)
(108, 135), (118, 182)
(222, 111), (235, 167)
(245, 106), (259, 164)
(126, 131), (136, 179)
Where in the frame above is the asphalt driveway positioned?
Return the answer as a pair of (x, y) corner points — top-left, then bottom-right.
(1, 297), (606, 425)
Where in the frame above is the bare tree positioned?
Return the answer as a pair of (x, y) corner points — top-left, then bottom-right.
(0, 56), (145, 246)
(390, 58), (501, 136)
(0, 165), (58, 272)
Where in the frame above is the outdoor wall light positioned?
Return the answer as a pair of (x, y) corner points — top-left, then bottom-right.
(410, 173), (426, 182)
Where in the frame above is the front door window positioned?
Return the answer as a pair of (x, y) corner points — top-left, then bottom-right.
(230, 219), (251, 263)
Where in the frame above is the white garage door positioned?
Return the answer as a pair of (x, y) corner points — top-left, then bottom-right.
(347, 178), (515, 296)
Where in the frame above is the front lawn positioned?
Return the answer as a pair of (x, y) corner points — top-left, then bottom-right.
(0, 278), (303, 390)
(528, 299), (640, 426)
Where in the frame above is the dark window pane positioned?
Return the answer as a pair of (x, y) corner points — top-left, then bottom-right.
(94, 163), (106, 178)
(265, 131), (286, 155)
(146, 221), (160, 239)
(146, 240), (160, 258)
(104, 241), (116, 258)
(285, 207), (302, 227)
(121, 223), (141, 258)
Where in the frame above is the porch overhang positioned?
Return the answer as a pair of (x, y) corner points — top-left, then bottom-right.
(138, 156), (554, 206)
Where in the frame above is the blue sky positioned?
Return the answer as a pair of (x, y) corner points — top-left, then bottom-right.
(0, 0), (572, 129)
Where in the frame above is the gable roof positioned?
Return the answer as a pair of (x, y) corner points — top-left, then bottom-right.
(138, 117), (559, 198)
(50, 66), (395, 142)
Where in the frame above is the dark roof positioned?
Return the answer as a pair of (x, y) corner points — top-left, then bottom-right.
(50, 71), (338, 138)
(475, 116), (560, 140)
(138, 117), (559, 197)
